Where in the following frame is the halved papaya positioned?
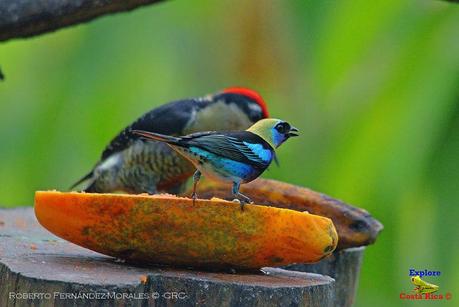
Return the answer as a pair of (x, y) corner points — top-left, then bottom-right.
(34, 191), (337, 269)
(188, 179), (383, 250)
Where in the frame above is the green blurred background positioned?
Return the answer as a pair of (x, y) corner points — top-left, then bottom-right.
(1, 0), (458, 305)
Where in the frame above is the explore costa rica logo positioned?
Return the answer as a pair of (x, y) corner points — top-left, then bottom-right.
(399, 268), (452, 301)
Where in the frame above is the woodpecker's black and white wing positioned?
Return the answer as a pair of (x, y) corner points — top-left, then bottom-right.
(101, 98), (210, 160)
(70, 98), (209, 189)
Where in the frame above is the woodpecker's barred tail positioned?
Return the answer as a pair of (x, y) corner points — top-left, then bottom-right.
(69, 171), (94, 190)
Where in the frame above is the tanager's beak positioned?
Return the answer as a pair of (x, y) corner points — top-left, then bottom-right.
(288, 126), (299, 137)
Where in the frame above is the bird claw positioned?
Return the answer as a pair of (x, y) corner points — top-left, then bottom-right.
(191, 192), (198, 205)
(232, 198), (248, 211)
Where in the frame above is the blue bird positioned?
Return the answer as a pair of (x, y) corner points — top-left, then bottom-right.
(133, 118), (299, 208)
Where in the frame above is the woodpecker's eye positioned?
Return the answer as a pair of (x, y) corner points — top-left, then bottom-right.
(275, 122), (290, 134)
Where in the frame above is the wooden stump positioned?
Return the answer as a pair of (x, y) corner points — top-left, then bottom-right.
(285, 248), (364, 307)
(0, 208), (336, 307)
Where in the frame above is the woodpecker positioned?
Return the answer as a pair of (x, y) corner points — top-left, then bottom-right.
(134, 118), (299, 207)
(71, 87), (270, 194)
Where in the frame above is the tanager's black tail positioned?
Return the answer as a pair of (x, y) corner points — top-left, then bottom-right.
(132, 130), (182, 145)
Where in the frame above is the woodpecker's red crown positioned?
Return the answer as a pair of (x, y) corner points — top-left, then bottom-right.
(223, 87), (269, 118)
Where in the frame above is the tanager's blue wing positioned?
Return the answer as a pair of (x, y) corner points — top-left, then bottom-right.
(186, 131), (273, 169)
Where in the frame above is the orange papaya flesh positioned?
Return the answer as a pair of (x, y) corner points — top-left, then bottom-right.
(186, 178), (383, 250)
(34, 191), (338, 269)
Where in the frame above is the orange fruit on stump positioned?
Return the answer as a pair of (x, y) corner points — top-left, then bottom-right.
(34, 191), (338, 269)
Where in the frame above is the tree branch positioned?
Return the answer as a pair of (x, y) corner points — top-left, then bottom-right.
(0, 0), (165, 42)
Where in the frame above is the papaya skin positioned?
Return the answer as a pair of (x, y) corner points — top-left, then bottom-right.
(185, 179), (383, 250)
(34, 191), (338, 269)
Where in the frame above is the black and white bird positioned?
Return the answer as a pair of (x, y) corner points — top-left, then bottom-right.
(71, 87), (270, 194)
